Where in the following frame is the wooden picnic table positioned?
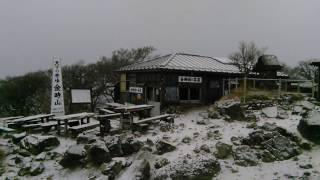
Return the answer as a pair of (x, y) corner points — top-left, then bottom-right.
(0, 116), (24, 122)
(11, 114), (54, 125)
(104, 102), (126, 110)
(52, 112), (95, 135)
(114, 104), (155, 129)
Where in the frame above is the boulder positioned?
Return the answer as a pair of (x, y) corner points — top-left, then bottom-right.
(154, 155), (220, 180)
(260, 150), (276, 163)
(300, 101), (315, 110)
(277, 108), (289, 119)
(19, 135), (60, 155)
(121, 135), (144, 156)
(87, 140), (111, 164)
(215, 142), (232, 159)
(30, 162), (45, 176)
(155, 140), (176, 155)
(232, 145), (259, 167)
(118, 157), (150, 180)
(262, 106), (277, 118)
(221, 101), (246, 121)
(60, 145), (87, 168)
(262, 135), (301, 160)
(77, 133), (97, 144)
(298, 111), (320, 144)
(101, 160), (124, 178)
(104, 135), (123, 157)
(159, 121), (173, 132)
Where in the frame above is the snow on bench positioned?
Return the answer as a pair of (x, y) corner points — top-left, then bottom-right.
(68, 122), (99, 135)
(133, 114), (171, 124)
(99, 108), (116, 114)
(0, 126), (15, 133)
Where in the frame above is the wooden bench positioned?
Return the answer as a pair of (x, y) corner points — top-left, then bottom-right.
(68, 122), (99, 136)
(0, 126), (15, 133)
(99, 108), (116, 115)
(132, 114), (173, 132)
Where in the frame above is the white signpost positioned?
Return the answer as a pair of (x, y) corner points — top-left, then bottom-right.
(50, 57), (65, 116)
(178, 76), (202, 83)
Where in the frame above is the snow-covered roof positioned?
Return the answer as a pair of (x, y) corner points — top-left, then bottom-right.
(118, 53), (240, 74)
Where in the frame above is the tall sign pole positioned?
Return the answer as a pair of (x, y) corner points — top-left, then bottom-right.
(51, 57), (65, 116)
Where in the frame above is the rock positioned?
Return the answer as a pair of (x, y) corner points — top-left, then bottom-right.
(215, 142), (232, 159)
(298, 111), (320, 144)
(118, 153), (150, 180)
(246, 122), (257, 129)
(299, 164), (313, 169)
(159, 121), (173, 132)
(19, 135), (60, 155)
(60, 145), (87, 168)
(200, 144), (211, 153)
(298, 140), (313, 150)
(121, 135), (144, 156)
(293, 106), (303, 114)
(260, 150), (276, 163)
(196, 119), (207, 125)
(17, 148), (32, 157)
(207, 130), (222, 140)
(146, 138), (154, 146)
(300, 101), (315, 110)
(241, 130), (268, 146)
(154, 158), (170, 169)
(277, 108), (289, 119)
(219, 101), (246, 121)
(233, 145), (259, 167)
(231, 136), (241, 146)
(30, 162), (45, 176)
(87, 140), (111, 165)
(101, 160), (124, 177)
(45, 151), (61, 160)
(155, 140), (176, 155)
(18, 161), (31, 176)
(35, 152), (46, 161)
(104, 135), (123, 157)
(154, 155), (220, 180)
(77, 133), (97, 144)
(181, 136), (192, 144)
(262, 135), (301, 160)
(262, 106), (278, 118)
(10, 132), (27, 144)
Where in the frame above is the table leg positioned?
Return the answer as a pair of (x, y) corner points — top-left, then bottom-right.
(87, 117), (90, 123)
(64, 120), (68, 135)
(41, 117), (44, 123)
(57, 120), (61, 135)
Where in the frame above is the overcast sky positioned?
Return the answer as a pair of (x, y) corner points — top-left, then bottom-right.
(0, 0), (320, 78)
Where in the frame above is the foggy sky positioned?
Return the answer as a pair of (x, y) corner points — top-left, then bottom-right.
(1, 0), (320, 78)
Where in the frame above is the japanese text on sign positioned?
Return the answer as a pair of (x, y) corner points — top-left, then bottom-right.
(178, 76), (202, 83)
(50, 57), (65, 116)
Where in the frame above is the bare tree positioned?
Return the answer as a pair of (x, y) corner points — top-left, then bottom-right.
(293, 59), (318, 80)
(229, 41), (267, 75)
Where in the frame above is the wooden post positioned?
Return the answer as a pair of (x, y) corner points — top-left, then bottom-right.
(278, 79), (282, 97)
(243, 76), (247, 103)
(312, 79), (315, 98)
(228, 78), (231, 94)
(222, 79), (225, 96)
(235, 78), (238, 89)
(253, 79), (256, 89)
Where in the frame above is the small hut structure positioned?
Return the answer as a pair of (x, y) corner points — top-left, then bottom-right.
(253, 55), (283, 79)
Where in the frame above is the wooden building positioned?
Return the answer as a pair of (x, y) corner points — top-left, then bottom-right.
(116, 53), (241, 108)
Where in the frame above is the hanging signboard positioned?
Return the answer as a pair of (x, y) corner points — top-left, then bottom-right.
(50, 57), (65, 116)
(129, 87), (143, 94)
(178, 76), (202, 83)
(71, 89), (91, 103)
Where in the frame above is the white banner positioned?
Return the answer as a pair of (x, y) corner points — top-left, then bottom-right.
(129, 87), (143, 94)
(51, 57), (65, 116)
(178, 76), (202, 83)
(71, 89), (91, 103)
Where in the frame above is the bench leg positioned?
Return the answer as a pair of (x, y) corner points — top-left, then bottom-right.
(87, 117), (90, 123)
(64, 120), (68, 135)
(57, 120), (61, 135)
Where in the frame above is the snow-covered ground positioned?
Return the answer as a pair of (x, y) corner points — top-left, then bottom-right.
(1, 105), (320, 180)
